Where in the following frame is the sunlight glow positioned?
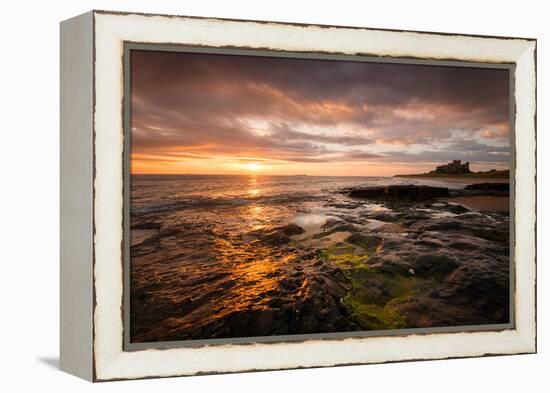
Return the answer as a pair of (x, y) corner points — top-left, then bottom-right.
(245, 163), (261, 171)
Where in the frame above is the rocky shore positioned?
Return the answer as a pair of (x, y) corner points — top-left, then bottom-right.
(349, 182), (509, 201)
(327, 182), (510, 329)
(130, 181), (510, 342)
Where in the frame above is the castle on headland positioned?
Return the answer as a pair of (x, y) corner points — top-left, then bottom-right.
(431, 160), (471, 174)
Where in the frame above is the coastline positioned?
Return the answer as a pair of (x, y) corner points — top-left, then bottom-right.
(130, 176), (511, 341)
(396, 175), (509, 185)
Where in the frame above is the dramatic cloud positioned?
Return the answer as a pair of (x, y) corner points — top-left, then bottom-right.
(130, 50), (510, 175)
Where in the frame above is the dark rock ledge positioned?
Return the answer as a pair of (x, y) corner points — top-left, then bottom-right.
(348, 183), (509, 202)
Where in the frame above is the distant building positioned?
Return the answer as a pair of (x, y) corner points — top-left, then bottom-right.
(432, 160), (471, 174)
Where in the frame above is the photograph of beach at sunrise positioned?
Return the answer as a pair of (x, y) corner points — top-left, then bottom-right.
(128, 49), (512, 344)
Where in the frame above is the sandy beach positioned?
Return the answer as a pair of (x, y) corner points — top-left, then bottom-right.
(443, 196), (510, 212)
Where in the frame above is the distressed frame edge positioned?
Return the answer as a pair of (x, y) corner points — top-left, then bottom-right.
(59, 11), (95, 381)
(90, 11), (537, 381)
(512, 40), (537, 354)
(91, 8), (537, 42)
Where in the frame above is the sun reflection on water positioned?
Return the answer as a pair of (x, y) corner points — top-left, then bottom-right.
(248, 174), (260, 196)
(213, 236), (282, 314)
(248, 204), (266, 231)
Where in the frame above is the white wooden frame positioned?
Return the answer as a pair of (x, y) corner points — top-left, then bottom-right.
(60, 10), (536, 382)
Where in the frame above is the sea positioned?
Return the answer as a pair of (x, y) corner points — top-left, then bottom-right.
(129, 174), (508, 342)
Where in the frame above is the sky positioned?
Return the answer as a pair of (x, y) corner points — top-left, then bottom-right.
(130, 50), (510, 176)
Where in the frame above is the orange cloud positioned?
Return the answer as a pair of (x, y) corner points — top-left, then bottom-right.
(130, 50), (511, 175)
(479, 127), (509, 139)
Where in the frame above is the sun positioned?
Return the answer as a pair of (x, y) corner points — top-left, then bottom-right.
(245, 162), (261, 172)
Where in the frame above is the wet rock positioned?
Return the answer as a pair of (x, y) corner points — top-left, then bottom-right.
(155, 226), (183, 237)
(317, 308), (330, 317)
(349, 185), (450, 202)
(411, 212), (509, 244)
(412, 254), (459, 278)
(368, 256), (412, 276)
(367, 212), (400, 222)
(346, 233), (383, 250)
(397, 261), (510, 327)
(253, 309), (276, 335)
(401, 211), (431, 220)
(468, 227), (509, 242)
(329, 202), (363, 209)
(380, 237), (408, 251)
(322, 218), (342, 229)
(349, 187), (387, 199)
(279, 277), (300, 291)
(321, 275), (349, 298)
(131, 222), (162, 230)
(446, 203), (470, 214)
(261, 223), (305, 245)
(418, 219), (465, 232)
(450, 182), (509, 198)
(465, 182), (509, 193)
(374, 223), (406, 233)
(415, 234), (446, 248)
(281, 223), (306, 236)
(319, 219), (358, 235)
(329, 223), (359, 233)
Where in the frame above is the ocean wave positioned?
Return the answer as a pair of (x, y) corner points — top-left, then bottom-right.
(131, 192), (325, 215)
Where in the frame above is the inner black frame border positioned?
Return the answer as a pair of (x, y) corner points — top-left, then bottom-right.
(122, 42), (516, 351)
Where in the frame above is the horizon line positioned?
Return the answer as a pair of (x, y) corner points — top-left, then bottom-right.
(130, 173), (392, 177)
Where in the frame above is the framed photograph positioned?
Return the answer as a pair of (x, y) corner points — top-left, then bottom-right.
(60, 10), (537, 381)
